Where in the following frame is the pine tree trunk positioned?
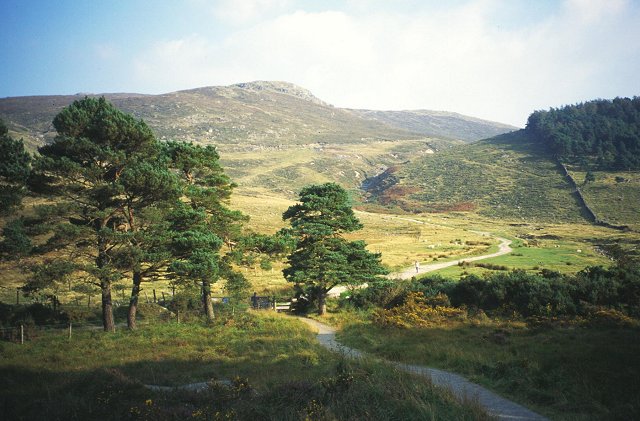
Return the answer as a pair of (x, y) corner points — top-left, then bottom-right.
(127, 271), (142, 330)
(203, 280), (215, 321)
(101, 280), (115, 332)
(318, 291), (327, 316)
(97, 229), (115, 332)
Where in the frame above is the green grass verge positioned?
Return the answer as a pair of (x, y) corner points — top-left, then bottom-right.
(338, 316), (640, 420)
(0, 311), (490, 420)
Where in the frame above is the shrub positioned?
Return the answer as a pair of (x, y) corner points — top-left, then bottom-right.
(373, 292), (466, 328)
(343, 279), (407, 309)
(587, 308), (639, 328)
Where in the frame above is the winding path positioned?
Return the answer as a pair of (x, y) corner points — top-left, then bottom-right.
(328, 223), (513, 297)
(299, 317), (548, 421)
(393, 234), (513, 280)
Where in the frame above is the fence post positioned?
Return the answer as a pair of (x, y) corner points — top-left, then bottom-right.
(16, 289), (19, 305)
(153, 289), (157, 303)
(176, 309), (180, 324)
(162, 292), (166, 302)
(20, 324), (24, 345)
(68, 323), (72, 340)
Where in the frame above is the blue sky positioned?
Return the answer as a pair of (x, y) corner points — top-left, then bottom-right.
(1, 0), (639, 126)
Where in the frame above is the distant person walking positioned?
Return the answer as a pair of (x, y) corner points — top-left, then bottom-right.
(415, 261), (420, 273)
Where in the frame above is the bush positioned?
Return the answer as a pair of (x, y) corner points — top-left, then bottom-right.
(0, 302), (68, 326)
(342, 279), (406, 309)
(373, 292), (466, 328)
(587, 308), (639, 328)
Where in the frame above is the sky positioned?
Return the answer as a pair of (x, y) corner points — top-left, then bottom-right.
(1, 0), (639, 127)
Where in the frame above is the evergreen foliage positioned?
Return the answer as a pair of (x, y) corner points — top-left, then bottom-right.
(0, 119), (31, 214)
(162, 141), (247, 321)
(0, 217), (33, 257)
(283, 183), (387, 315)
(526, 97), (640, 169)
(31, 97), (160, 331)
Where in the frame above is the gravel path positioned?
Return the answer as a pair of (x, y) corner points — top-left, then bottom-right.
(328, 230), (512, 297)
(393, 234), (513, 280)
(299, 317), (548, 421)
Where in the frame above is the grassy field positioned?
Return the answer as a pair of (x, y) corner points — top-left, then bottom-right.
(337, 312), (640, 421)
(4, 190), (631, 306)
(0, 310), (490, 420)
(228, 193), (516, 291)
(568, 168), (640, 231)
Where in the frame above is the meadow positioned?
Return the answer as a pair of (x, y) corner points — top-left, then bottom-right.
(0, 309), (490, 420)
(337, 312), (640, 421)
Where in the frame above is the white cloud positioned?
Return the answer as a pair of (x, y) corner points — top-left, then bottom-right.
(130, 0), (640, 126)
(214, 0), (293, 25)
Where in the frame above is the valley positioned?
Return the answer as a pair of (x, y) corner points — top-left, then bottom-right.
(1, 84), (639, 421)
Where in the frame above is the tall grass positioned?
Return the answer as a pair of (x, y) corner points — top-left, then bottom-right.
(339, 315), (640, 420)
(0, 311), (490, 420)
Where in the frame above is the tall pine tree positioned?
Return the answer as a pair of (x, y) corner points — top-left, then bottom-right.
(283, 183), (387, 315)
(33, 97), (157, 332)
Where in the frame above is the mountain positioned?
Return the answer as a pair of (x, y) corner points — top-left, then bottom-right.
(0, 81), (516, 197)
(352, 109), (518, 143)
(0, 81), (515, 149)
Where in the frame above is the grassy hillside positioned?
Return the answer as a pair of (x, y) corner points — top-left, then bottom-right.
(365, 130), (594, 223)
(564, 168), (640, 231)
(2, 81), (507, 198)
(352, 109), (518, 143)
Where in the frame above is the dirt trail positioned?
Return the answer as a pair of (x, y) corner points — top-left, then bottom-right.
(328, 216), (513, 297)
(393, 234), (513, 280)
(299, 317), (548, 421)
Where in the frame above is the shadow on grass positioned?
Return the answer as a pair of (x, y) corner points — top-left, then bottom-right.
(0, 354), (491, 421)
(0, 314), (491, 421)
(340, 321), (640, 420)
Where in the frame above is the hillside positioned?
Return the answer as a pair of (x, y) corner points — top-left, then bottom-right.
(0, 81), (516, 198)
(352, 109), (518, 143)
(364, 130), (588, 222)
(0, 81), (516, 151)
(364, 126), (640, 228)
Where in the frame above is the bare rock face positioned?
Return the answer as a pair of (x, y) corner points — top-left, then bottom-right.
(231, 81), (329, 106)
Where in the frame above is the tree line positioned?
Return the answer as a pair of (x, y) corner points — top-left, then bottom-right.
(0, 98), (386, 330)
(526, 97), (640, 170)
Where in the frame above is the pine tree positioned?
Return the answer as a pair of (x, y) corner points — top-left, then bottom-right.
(283, 183), (387, 315)
(0, 119), (31, 214)
(33, 97), (157, 332)
(163, 141), (246, 321)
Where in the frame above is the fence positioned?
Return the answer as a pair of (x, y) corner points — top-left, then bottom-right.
(557, 160), (629, 231)
(0, 320), (109, 344)
(250, 295), (293, 312)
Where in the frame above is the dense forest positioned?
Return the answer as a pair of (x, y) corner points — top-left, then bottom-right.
(526, 97), (640, 170)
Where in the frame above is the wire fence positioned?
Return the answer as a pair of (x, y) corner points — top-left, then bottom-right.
(0, 292), (293, 344)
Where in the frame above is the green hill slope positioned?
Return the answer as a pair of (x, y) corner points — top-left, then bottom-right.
(0, 81), (518, 197)
(364, 130), (586, 222)
(352, 109), (518, 143)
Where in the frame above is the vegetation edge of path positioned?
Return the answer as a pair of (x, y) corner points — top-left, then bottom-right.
(298, 317), (548, 421)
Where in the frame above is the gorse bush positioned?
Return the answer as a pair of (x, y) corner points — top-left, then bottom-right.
(373, 292), (466, 328)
